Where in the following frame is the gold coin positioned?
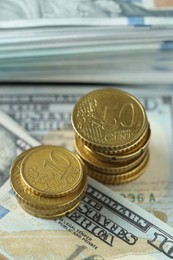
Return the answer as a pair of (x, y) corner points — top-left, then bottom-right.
(84, 125), (151, 162)
(98, 121), (150, 155)
(75, 134), (148, 174)
(84, 149), (148, 175)
(72, 88), (148, 153)
(20, 145), (83, 198)
(10, 149), (87, 219)
(18, 199), (82, 219)
(87, 150), (149, 185)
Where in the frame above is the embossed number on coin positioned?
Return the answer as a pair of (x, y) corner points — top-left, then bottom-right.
(72, 88), (147, 151)
(21, 146), (82, 197)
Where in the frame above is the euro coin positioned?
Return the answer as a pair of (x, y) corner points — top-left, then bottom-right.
(87, 150), (149, 185)
(84, 126), (151, 162)
(20, 145), (83, 198)
(75, 134), (148, 174)
(10, 146), (87, 219)
(72, 88), (148, 154)
(72, 88), (151, 184)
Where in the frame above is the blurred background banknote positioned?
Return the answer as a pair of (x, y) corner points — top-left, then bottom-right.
(0, 0), (173, 84)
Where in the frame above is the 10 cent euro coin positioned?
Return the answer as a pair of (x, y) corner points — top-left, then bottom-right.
(10, 145), (87, 219)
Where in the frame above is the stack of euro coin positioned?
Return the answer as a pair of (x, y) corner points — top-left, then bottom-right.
(71, 88), (151, 185)
(10, 145), (87, 219)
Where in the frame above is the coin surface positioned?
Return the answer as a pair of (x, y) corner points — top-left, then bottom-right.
(18, 199), (83, 219)
(20, 146), (83, 198)
(87, 150), (149, 184)
(72, 88), (147, 153)
(10, 147), (87, 218)
(75, 134), (148, 174)
(84, 126), (151, 162)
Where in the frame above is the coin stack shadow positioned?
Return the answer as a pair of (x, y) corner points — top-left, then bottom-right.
(72, 88), (151, 185)
(10, 145), (87, 218)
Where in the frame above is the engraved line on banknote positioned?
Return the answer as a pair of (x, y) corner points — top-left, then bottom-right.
(86, 185), (152, 232)
(84, 185), (173, 258)
(67, 190), (138, 247)
(73, 200), (138, 247)
(74, 185), (173, 258)
(148, 227), (173, 259)
(67, 209), (115, 248)
(67, 184), (173, 258)
(86, 185), (173, 241)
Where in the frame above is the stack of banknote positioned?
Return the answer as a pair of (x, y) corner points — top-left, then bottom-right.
(0, 0), (173, 84)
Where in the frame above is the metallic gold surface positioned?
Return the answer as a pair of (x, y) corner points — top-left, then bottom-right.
(72, 88), (151, 185)
(72, 88), (148, 153)
(10, 146), (87, 219)
(75, 135), (148, 174)
(20, 146), (83, 198)
(84, 150), (148, 175)
(18, 200), (82, 219)
(87, 150), (149, 185)
(75, 130), (150, 162)
(89, 125), (151, 161)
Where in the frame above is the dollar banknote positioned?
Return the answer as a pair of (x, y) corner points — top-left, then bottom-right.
(0, 169), (173, 258)
(0, 110), (39, 186)
(0, 0), (173, 27)
(0, 85), (173, 229)
(0, 87), (173, 258)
